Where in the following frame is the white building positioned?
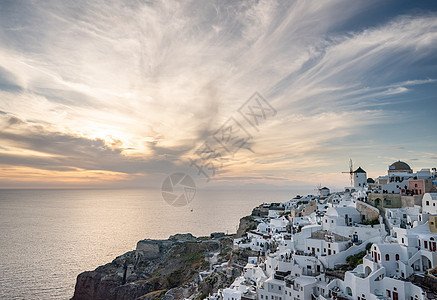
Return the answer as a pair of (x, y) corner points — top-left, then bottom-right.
(353, 167), (367, 189)
(305, 230), (351, 256)
(422, 193), (437, 214)
(374, 161), (415, 194)
(322, 207), (361, 230)
(385, 206), (422, 231)
(320, 187), (330, 197)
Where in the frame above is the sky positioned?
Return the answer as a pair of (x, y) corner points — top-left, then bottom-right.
(0, 0), (436, 190)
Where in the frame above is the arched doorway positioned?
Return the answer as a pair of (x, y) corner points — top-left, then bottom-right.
(375, 198), (381, 207)
(365, 266), (372, 276)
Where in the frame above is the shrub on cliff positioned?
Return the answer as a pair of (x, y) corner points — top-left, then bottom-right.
(346, 251), (367, 269)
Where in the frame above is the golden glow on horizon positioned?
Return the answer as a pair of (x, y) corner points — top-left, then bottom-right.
(0, 1), (436, 188)
(0, 166), (136, 188)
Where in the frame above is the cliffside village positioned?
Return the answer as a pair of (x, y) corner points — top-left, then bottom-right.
(206, 161), (437, 300)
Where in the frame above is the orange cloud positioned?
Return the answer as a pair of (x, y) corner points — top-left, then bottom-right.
(0, 166), (134, 189)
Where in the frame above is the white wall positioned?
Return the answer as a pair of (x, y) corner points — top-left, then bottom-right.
(422, 193), (437, 214)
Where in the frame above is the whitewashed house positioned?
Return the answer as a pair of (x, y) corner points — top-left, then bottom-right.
(322, 207), (361, 230)
(422, 193), (437, 214)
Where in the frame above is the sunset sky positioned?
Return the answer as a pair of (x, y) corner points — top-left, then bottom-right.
(0, 0), (436, 189)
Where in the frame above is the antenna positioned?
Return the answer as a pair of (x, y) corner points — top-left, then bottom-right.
(314, 183), (322, 195)
(342, 159), (354, 186)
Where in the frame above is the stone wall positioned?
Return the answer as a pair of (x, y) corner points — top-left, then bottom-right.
(368, 193), (402, 212)
(401, 195), (423, 207)
(136, 240), (162, 259)
(356, 200), (379, 221)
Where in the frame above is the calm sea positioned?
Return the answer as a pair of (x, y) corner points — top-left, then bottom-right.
(0, 188), (310, 299)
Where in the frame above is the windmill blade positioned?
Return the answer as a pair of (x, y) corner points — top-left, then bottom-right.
(314, 184), (322, 195)
(341, 159), (354, 186)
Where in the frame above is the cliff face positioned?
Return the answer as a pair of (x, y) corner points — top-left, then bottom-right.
(72, 218), (259, 300)
(71, 235), (219, 300)
(236, 215), (260, 238)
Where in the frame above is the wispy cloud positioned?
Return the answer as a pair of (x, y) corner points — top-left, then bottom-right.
(0, 0), (436, 188)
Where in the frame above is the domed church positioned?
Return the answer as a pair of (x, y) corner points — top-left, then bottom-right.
(373, 160), (433, 194)
(388, 161), (413, 174)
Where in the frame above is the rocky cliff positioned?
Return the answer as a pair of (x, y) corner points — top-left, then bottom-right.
(72, 218), (259, 300)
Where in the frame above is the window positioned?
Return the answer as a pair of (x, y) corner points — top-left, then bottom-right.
(396, 254), (399, 261)
(426, 201), (430, 206)
(386, 254), (390, 261)
(261, 296), (264, 299)
(378, 254), (381, 261)
(425, 241), (428, 248)
(278, 287), (281, 291)
(333, 250), (336, 254)
(402, 238), (404, 243)
(387, 290), (391, 297)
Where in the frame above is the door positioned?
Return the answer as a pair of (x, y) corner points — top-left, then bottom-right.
(393, 292), (398, 300)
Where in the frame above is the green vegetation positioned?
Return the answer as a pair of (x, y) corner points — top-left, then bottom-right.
(365, 242), (373, 251)
(183, 252), (205, 264)
(205, 274), (219, 285)
(362, 218), (379, 226)
(346, 251), (367, 269)
(197, 293), (208, 300)
(201, 259), (209, 269)
(166, 270), (183, 288)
